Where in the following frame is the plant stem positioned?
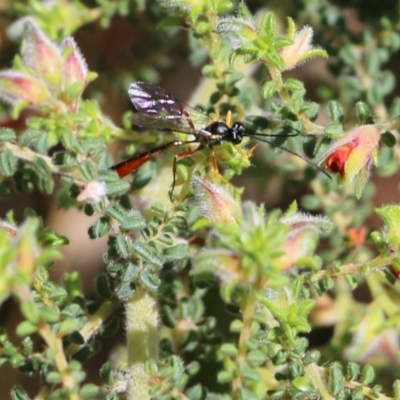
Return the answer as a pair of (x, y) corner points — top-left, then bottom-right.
(125, 286), (159, 400)
(232, 291), (257, 397)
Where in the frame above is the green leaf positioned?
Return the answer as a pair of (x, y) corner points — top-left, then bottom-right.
(261, 81), (278, 98)
(218, 370), (234, 383)
(0, 128), (16, 142)
(328, 101), (344, 123)
(393, 379), (400, 399)
(247, 350), (266, 366)
(264, 48), (285, 70)
(273, 36), (293, 49)
(303, 350), (320, 364)
(80, 384), (100, 399)
(39, 306), (59, 323)
(283, 78), (305, 93)
(37, 174), (54, 194)
(63, 271), (82, 299)
(238, 1), (252, 19)
(220, 343), (238, 357)
(262, 298), (287, 321)
(287, 300), (314, 332)
(33, 157), (51, 178)
(79, 162), (97, 181)
(120, 210), (146, 231)
(116, 234), (133, 258)
(361, 365), (375, 385)
(185, 385), (207, 400)
(329, 362), (344, 395)
(227, 71), (244, 86)
(38, 228), (69, 247)
(21, 301), (39, 323)
(140, 270), (161, 291)
(325, 123), (344, 136)
(157, 16), (186, 29)
(99, 317), (119, 337)
(106, 180), (131, 196)
(10, 386), (30, 400)
(259, 12), (275, 37)
(122, 262), (139, 282)
(163, 243), (188, 262)
(292, 376), (313, 392)
(381, 131), (396, 147)
(202, 64), (217, 78)
(132, 242), (163, 267)
(68, 331), (85, 345)
(285, 17), (296, 39)
(376, 205), (400, 247)
(95, 274), (111, 299)
(46, 371), (62, 384)
(106, 203), (126, 222)
(58, 319), (81, 336)
(100, 362), (114, 385)
(161, 305), (176, 328)
(339, 45), (358, 66)
(89, 217), (111, 239)
(346, 362), (360, 380)
(0, 150), (16, 176)
(355, 101), (372, 124)
(16, 321), (37, 337)
(19, 129), (43, 147)
(115, 281), (135, 301)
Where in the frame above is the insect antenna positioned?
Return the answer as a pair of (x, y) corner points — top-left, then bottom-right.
(247, 131), (331, 179)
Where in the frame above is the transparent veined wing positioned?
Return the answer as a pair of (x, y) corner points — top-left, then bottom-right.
(128, 81), (212, 135)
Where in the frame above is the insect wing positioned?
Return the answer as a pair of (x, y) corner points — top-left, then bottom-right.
(128, 82), (211, 135)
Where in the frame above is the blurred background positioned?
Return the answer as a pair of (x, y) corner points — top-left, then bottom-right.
(1, 0), (400, 396)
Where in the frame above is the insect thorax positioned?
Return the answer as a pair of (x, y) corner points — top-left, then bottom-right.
(203, 121), (245, 146)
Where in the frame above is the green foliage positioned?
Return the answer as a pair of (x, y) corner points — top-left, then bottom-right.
(0, 0), (400, 399)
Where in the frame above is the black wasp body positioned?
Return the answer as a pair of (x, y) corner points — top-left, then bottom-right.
(198, 121), (245, 147)
(111, 81), (328, 198)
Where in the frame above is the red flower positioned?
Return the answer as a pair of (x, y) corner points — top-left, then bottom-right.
(324, 142), (358, 178)
(319, 125), (381, 198)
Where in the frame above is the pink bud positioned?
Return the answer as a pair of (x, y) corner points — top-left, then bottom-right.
(280, 25), (327, 71)
(277, 212), (332, 270)
(61, 37), (88, 99)
(280, 26), (313, 70)
(347, 315), (400, 363)
(0, 70), (50, 105)
(309, 295), (338, 326)
(193, 176), (241, 227)
(0, 219), (17, 237)
(23, 20), (63, 87)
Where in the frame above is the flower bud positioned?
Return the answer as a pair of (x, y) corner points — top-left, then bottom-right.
(0, 219), (17, 236)
(280, 26), (328, 70)
(319, 124), (381, 198)
(192, 175), (241, 227)
(277, 212), (332, 270)
(346, 309), (399, 363)
(23, 20), (63, 88)
(61, 37), (88, 101)
(0, 70), (50, 105)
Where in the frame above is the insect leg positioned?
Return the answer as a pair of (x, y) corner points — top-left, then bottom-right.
(210, 149), (219, 172)
(170, 144), (203, 201)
